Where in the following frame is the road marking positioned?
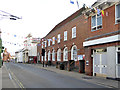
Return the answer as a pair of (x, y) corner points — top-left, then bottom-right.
(4, 63), (25, 89)
(9, 70), (25, 88)
(8, 73), (12, 80)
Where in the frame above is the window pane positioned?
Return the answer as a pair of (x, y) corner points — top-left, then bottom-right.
(42, 42), (43, 48)
(64, 48), (68, 61)
(97, 15), (102, 26)
(64, 31), (67, 41)
(92, 15), (96, 27)
(117, 4), (120, 18)
(52, 37), (55, 45)
(52, 50), (55, 61)
(58, 34), (60, 43)
(57, 49), (61, 61)
(72, 27), (76, 38)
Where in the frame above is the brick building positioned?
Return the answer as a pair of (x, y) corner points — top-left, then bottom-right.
(37, 7), (87, 71)
(37, 1), (120, 79)
(83, 1), (120, 79)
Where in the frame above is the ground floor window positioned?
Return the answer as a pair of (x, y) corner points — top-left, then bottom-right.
(41, 56), (43, 61)
(63, 47), (68, 61)
(48, 51), (51, 61)
(45, 52), (46, 61)
(71, 45), (77, 61)
(57, 49), (61, 61)
(52, 49), (55, 61)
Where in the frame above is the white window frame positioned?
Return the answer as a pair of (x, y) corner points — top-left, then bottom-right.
(64, 31), (67, 41)
(72, 27), (76, 38)
(115, 3), (120, 24)
(48, 51), (51, 61)
(63, 47), (68, 61)
(57, 34), (60, 43)
(44, 41), (47, 48)
(91, 14), (102, 31)
(52, 37), (55, 45)
(48, 39), (51, 46)
(71, 45), (77, 61)
(57, 49), (61, 61)
(52, 49), (55, 61)
(41, 56), (43, 61)
(45, 51), (46, 61)
(42, 42), (43, 48)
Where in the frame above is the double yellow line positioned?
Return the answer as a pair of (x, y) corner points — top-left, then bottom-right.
(9, 70), (25, 89)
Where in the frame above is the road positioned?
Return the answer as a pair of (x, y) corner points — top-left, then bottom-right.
(4, 62), (109, 88)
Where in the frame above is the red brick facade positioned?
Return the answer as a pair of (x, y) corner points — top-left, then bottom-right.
(37, 2), (120, 77)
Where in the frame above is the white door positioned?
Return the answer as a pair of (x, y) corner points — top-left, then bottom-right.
(93, 52), (107, 76)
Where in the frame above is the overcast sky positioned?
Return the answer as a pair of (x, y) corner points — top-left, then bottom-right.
(0, 0), (97, 55)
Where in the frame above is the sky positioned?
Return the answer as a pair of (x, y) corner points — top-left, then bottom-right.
(0, 0), (97, 55)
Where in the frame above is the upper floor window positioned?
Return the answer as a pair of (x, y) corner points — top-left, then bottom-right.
(64, 31), (67, 41)
(72, 27), (76, 38)
(52, 37), (55, 45)
(91, 14), (102, 31)
(42, 42), (43, 48)
(44, 41), (47, 48)
(48, 39), (51, 46)
(116, 3), (120, 23)
(57, 34), (60, 43)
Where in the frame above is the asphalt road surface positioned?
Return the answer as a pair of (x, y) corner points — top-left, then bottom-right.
(4, 62), (108, 88)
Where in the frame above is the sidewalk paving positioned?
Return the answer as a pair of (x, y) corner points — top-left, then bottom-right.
(28, 63), (119, 88)
(1, 63), (18, 88)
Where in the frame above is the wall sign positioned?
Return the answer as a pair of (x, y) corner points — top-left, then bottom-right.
(86, 60), (89, 66)
(78, 55), (83, 60)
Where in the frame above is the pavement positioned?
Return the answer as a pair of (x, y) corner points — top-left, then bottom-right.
(0, 62), (120, 89)
(27, 63), (119, 88)
(0, 63), (18, 88)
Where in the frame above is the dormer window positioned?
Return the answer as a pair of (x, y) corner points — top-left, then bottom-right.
(116, 3), (120, 23)
(91, 14), (102, 31)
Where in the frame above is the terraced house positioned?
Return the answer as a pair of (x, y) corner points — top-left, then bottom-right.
(37, 1), (120, 79)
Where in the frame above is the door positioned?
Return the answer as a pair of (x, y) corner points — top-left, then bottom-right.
(116, 51), (120, 78)
(93, 52), (107, 77)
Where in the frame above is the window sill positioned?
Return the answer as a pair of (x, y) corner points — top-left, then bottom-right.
(115, 22), (120, 25)
(64, 40), (67, 42)
(72, 37), (76, 39)
(91, 26), (103, 32)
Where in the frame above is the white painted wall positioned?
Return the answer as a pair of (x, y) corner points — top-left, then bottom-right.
(28, 46), (37, 56)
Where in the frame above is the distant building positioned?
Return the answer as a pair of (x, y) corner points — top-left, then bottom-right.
(15, 49), (24, 63)
(23, 34), (38, 63)
(3, 48), (10, 62)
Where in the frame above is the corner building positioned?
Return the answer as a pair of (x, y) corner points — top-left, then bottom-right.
(83, 1), (120, 79)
